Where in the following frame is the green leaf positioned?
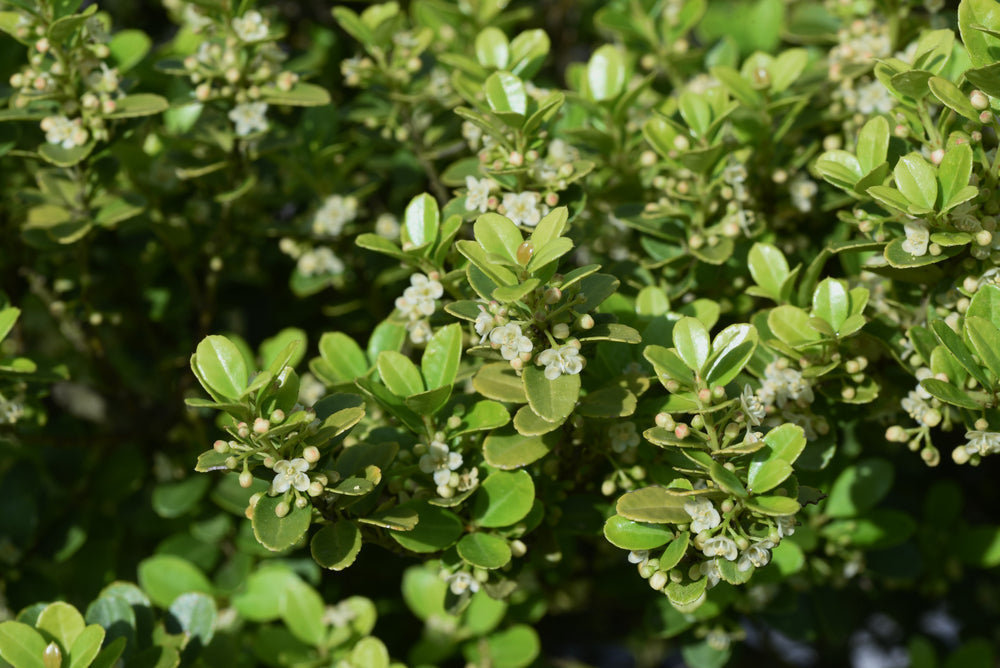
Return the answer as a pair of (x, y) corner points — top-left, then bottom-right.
(673, 317), (711, 373)
(483, 427), (552, 469)
(513, 405), (562, 435)
(252, 494), (312, 551)
(474, 212), (523, 265)
(761, 423), (807, 464)
(769, 305), (821, 347)
(310, 520), (362, 571)
(109, 29), (151, 73)
(967, 283), (1000, 329)
(402, 193), (439, 251)
(709, 461), (747, 497)
(894, 153), (937, 211)
(467, 625), (539, 668)
(703, 323), (758, 387)
(475, 27), (509, 69)
(457, 240), (519, 286)
(856, 116), (890, 174)
(747, 243), (789, 301)
(67, 624), (104, 668)
(928, 76), (980, 121)
(194, 335), (248, 401)
(422, 324), (462, 390)
(576, 385), (637, 418)
(522, 366), (579, 423)
(472, 470), (535, 528)
(390, 502), (464, 553)
(815, 150), (862, 190)
(316, 332), (369, 385)
(137, 555), (212, 608)
(747, 459), (793, 494)
(939, 144), (973, 212)
(231, 566), (296, 622)
(920, 378), (979, 408)
(932, 319), (991, 388)
(586, 44), (626, 101)
(259, 82), (330, 107)
(0, 307), (19, 343)
(377, 351), (424, 397)
(659, 531), (691, 571)
(959, 0), (1000, 68)
(603, 515), (674, 550)
(152, 476), (212, 518)
(812, 278), (849, 331)
(356, 233), (409, 261)
(485, 71), (527, 119)
(509, 29), (550, 78)
(473, 363), (528, 403)
(350, 637), (390, 668)
(744, 495), (800, 516)
(167, 593), (216, 649)
(957, 525), (1000, 568)
(825, 458), (894, 518)
(966, 62), (1000, 96)
(457, 533), (512, 569)
(38, 141), (95, 168)
(279, 578), (326, 647)
(867, 185), (914, 214)
(260, 328), (306, 372)
(37, 602), (84, 651)
(332, 6), (374, 45)
(104, 94), (169, 119)
(665, 578), (707, 611)
(0, 621), (47, 668)
(966, 316), (1000, 381)
(616, 487), (691, 524)
(453, 400), (511, 436)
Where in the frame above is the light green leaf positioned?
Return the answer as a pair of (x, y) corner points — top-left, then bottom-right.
(37, 602), (84, 651)
(965, 316), (1000, 381)
(475, 27), (509, 69)
(67, 624), (104, 668)
(472, 470), (535, 528)
(769, 305), (821, 347)
(932, 319), (991, 388)
(709, 461), (747, 497)
(390, 502), (464, 553)
(167, 593), (216, 649)
(509, 29), (550, 78)
(137, 555), (213, 608)
(422, 324), (462, 390)
(967, 283), (1000, 329)
(0, 621), (47, 668)
(928, 76), (980, 121)
(280, 578), (325, 646)
(747, 459), (793, 494)
(194, 335), (248, 401)
(587, 44), (626, 101)
(856, 116), (890, 174)
(473, 362), (528, 403)
(402, 193), (439, 251)
(673, 317), (711, 373)
(603, 515), (674, 550)
(483, 427), (552, 469)
(457, 533), (512, 569)
(522, 366), (579, 423)
(705, 323), (759, 387)
(894, 153), (938, 211)
(815, 150), (862, 190)
(747, 243), (789, 301)
(377, 351), (424, 397)
(485, 71), (527, 117)
(474, 212), (523, 265)
(744, 495), (801, 516)
(959, 0), (1000, 68)
(616, 487), (690, 524)
(812, 278), (850, 331)
(259, 82), (331, 107)
(103, 94), (169, 119)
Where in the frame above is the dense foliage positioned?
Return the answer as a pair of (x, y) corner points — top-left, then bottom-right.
(2, 0), (1000, 666)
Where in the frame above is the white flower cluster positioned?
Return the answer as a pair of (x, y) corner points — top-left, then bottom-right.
(684, 497), (721, 533)
(229, 101), (269, 136)
(232, 10), (269, 42)
(702, 535), (738, 561)
(465, 176), (497, 214)
(489, 323), (533, 364)
(395, 273), (443, 344)
(839, 77), (895, 115)
(419, 440), (463, 487)
(828, 17), (892, 80)
(271, 457), (311, 494)
(535, 344), (584, 380)
(789, 176), (818, 213)
(902, 219), (930, 256)
(757, 359), (814, 410)
(960, 430), (1000, 457)
(501, 191), (542, 227)
(608, 421), (640, 453)
(900, 379), (940, 428)
(313, 195), (358, 238)
(297, 247), (345, 277)
(41, 115), (88, 149)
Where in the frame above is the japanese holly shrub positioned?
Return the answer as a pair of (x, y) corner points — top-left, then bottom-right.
(2, 0), (1000, 667)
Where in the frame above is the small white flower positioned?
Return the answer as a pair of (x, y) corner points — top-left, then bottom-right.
(702, 535), (738, 561)
(395, 273), (443, 321)
(406, 318), (433, 344)
(775, 515), (796, 538)
(445, 571), (479, 595)
(375, 213), (400, 240)
(41, 115), (86, 149)
(684, 497), (721, 533)
(608, 421), (640, 453)
(456, 467), (479, 492)
(964, 430), (1000, 456)
(740, 385), (766, 426)
(297, 247), (344, 277)
(312, 195), (358, 238)
(465, 176), (495, 213)
(627, 549), (649, 565)
(535, 345), (584, 379)
(232, 10), (268, 42)
(419, 440), (463, 486)
(737, 540), (774, 572)
(502, 191), (542, 227)
(272, 458), (310, 493)
(700, 559), (722, 588)
(902, 220), (930, 256)
(462, 120), (482, 148)
(722, 163), (747, 185)
(901, 388), (934, 426)
(790, 176), (818, 213)
(228, 102), (269, 136)
(474, 304), (496, 342)
(489, 323), (533, 361)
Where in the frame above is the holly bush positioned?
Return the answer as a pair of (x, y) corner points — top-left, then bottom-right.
(2, 0), (1000, 666)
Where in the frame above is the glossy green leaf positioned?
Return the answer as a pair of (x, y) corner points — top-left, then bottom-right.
(932, 319), (991, 388)
(473, 363), (528, 403)
(959, 0), (1000, 68)
(523, 366), (580, 423)
(457, 532), (512, 569)
(967, 283), (1000, 328)
(377, 351), (424, 397)
(966, 316), (1000, 381)
(705, 323), (759, 387)
(402, 193), (439, 251)
(867, 185), (913, 214)
(474, 212), (523, 265)
(260, 82), (331, 107)
(929, 77), (979, 121)
(768, 305), (821, 347)
(475, 27), (509, 69)
(815, 150), (862, 190)
(659, 531), (691, 571)
(0, 307), (19, 343)
(966, 61), (1000, 96)
(167, 592), (216, 649)
(744, 495), (801, 516)
(0, 621), (46, 668)
(587, 45), (626, 102)
(37, 602), (84, 650)
(104, 93), (169, 119)
(350, 637), (390, 668)
(509, 29), (550, 78)
(468, 625), (539, 668)
(232, 566), (296, 622)
(920, 378), (979, 408)
(453, 400), (510, 436)
(747, 459), (793, 494)
(280, 578), (326, 647)
(485, 71), (527, 116)
(422, 324), (462, 390)
(666, 577), (707, 610)
(747, 243), (789, 301)
(603, 515), (674, 550)
(616, 487), (690, 524)
(513, 404), (562, 435)
(194, 335), (248, 400)
(311, 520), (362, 571)
(673, 317), (711, 373)
(856, 116), (890, 174)
(709, 461), (747, 497)
(894, 153), (937, 211)
(67, 624), (104, 668)
(390, 502), (463, 552)
(483, 427), (552, 469)
(137, 555), (212, 608)
(812, 278), (850, 331)
(472, 470), (535, 528)
(252, 494), (311, 551)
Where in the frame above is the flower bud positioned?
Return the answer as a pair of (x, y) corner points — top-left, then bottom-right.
(510, 539), (527, 557)
(952, 446), (971, 465)
(649, 570), (668, 591)
(214, 439), (229, 453)
(601, 479), (617, 496)
(308, 481), (324, 496)
(302, 446), (320, 463)
(552, 322), (570, 339)
(275, 501), (290, 518)
(971, 90), (990, 110)
(578, 314), (595, 330)
(253, 417), (270, 434)
(295, 496), (308, 509)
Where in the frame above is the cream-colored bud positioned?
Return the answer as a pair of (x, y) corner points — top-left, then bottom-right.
(552, 322), (570, 339)
(239, 470), (253, 488)
(971, 90), (990, 110)
(952, 446), (971, 465)
(253, 417), (270, 434)
(302, 446), (320, 463)
(275, 501), (290, 518)
(649, 571), (668, 591)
